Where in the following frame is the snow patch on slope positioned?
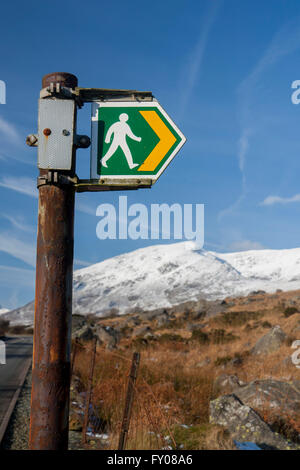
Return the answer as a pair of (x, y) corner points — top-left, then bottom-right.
(0, 307), (9, 316)
(3, 242), (300, 325)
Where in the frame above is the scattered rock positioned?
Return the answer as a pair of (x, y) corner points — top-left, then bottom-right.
(131, 315), (142, 326)
(195, 357), (211, 368)
(205, 301), (227, 319)
(72, 314), (87, 332)
(69, 412), (83, 432)
(156, 312), (170, 327)
(210, 394), (299, 450)
(214, 374), (243, 393)
(96, 325), (120, 349)
(232, 379), (300, 425)
(229, 356), (244, 367)
(73, 325), (95, 341)
(251, 325), (286, 355)
(293, 380), (300, 392)
(134, 326), (152, 337)
(187, 323), (206, 332)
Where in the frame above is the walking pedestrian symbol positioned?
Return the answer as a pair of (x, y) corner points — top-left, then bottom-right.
(91, 100), (186, 184)
(101, 113), (142, 170)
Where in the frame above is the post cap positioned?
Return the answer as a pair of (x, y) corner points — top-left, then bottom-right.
(42, 72), (78, 89)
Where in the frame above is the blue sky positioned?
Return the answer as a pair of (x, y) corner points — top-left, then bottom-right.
(1, 0), (300, 309)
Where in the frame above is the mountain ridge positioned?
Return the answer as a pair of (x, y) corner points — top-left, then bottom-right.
(3, 242), (300, 325)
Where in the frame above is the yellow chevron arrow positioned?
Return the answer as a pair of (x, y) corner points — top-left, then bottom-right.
(138, 110), (176, 172)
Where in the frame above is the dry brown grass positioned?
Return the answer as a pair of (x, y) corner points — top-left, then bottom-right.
(71, 288), (300, 449)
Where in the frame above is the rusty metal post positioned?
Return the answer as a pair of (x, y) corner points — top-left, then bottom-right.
(29, 72), (78, 450)
(82, 337), (97, 444)
(118, 352), (140, 450)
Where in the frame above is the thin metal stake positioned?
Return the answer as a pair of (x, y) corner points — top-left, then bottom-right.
(70, 337), (79, 379)
(82, 337), (97, 444)
(118, 352), (140, 450)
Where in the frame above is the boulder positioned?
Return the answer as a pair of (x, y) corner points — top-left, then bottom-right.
(210, 394), (299, 450)
(72, 324), (95, 341)
(232, 379), (300, 425)
(96, 325), (120, 349)
(130, 316), (142, 326)
(134, 326), (152, 337)
(251, 325), (286, 355)
(156, 312), (170, 327)
(72, 314), (87, 332)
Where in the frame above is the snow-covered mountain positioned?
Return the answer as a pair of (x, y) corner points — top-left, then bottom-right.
(3, 242), (300, 325)
(0, 306), (9, 316)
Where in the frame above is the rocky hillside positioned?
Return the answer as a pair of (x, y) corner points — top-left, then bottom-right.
(68, 287), (300, 450)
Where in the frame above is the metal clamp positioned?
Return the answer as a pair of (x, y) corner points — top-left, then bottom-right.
(37, 172), (78, 188)
(40, 83), (84, 108)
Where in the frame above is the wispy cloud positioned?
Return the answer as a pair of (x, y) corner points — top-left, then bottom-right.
(180, 0), (222, 118)
(220, 17), (300, 220)
(0, 115), (21, 145)
(0, 232), (36, 267)
(218, 193), (246, 221)
(238, 18), (300, 105)
(0, 150), (35, 166)
(1, 213), (35, 233)
(238, 128), (252, 180)
(0, 265), (35, 288)
(76, 201), (97, 216)
(260, 193), (300, 206)
(0, 177), (98, 216)
(0, 176), (37, 198)
(228, 240), (265, 252)
(74, 258), (91, 268)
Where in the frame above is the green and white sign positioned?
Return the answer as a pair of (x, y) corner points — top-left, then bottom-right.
(91, 100), (186, 184)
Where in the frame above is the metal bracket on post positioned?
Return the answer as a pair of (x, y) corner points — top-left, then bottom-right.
(73, 87), (153, 103)
(37, 172), (79, 189)
(39, 85), (153, 106)
(40, 83), (84, 108)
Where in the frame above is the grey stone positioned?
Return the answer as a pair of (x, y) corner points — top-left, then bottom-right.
(293, 380), (300, 392)
(134, 326), (152, 337)
(195, 357), (211, 368)
(156, 312), (170, 327)
(210, 394), (299, 450)
(187, 323), (206, 332)
(230, 356), (244, 367)
(251, 325), (286, 355)
(96, 325), (120, 349)
(232, 379), (300, 420)
(214, 374), (243, 393)
(72, 325), (95, 341)
(72, 314), (87, 332)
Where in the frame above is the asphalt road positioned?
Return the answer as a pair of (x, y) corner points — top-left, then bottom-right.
(0, 336), (32, 434)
